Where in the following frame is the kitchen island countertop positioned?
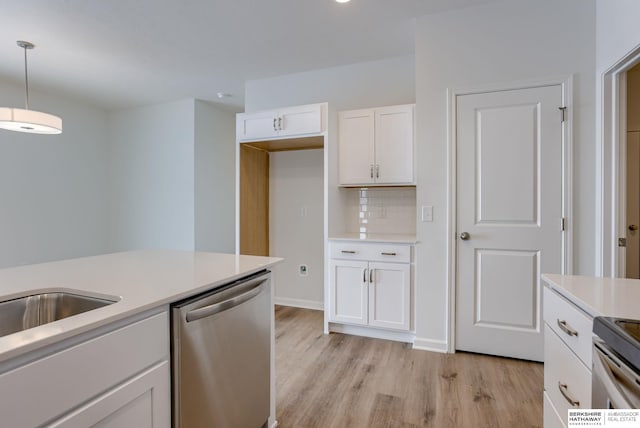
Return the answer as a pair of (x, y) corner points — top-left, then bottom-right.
(542, 273), (640, 319)
(0, 249), (282, 364)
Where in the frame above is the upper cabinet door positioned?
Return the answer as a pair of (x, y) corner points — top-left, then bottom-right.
(237, 111), (279, 141)
(375, 105), (414, 185)
(236, 103), (326, 142)
(278, 104), (323, 137)
(337, 104), (415, 186)
(338, 109), (375, 185)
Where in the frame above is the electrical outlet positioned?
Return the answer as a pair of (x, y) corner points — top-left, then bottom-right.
(298, 264), (308, 277)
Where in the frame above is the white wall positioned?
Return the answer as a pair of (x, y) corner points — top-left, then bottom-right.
(108, 99), (195, 251)
(270, 149), (324, 308)
(595, 0), (640, 275)
(414, 0), (595, 349)
(0, 80), (110, 268)
(194, 100), (236, 253)
(245, 55), (415, 306)
(595, 0), (640, 73)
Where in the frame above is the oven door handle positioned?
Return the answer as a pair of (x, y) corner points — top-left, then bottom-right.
(186, 279), (267, 322)
(593, 343), (638, 408)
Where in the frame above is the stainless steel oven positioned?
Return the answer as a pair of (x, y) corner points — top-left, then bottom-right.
(592, 317), (640, 409)
(171, 270), (271, 428)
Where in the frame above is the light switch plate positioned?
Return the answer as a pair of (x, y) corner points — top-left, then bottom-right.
(421, 205), (433, 222)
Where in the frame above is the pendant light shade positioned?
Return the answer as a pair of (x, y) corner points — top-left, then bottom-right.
(0, 108), (62, 134)
(0, 41), (62, 135)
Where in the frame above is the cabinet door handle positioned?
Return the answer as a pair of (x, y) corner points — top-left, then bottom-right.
(341, 250), (356, 254)
(363, 268), (367, 283)
(558, 382), (580, 407)
(370, 164), (374, 179)
(278, 116), (282, 130)
(557, 319), (578, 337)
(375, 164), (379, 179)
(369, 268), (374, 283)
(273, 117), (277, 131)
(381, 252), (397, 256)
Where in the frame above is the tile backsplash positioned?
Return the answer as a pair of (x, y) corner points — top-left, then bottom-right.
(343, 187), (416, 235)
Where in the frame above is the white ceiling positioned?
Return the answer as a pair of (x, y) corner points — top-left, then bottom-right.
(1, 0), (496, 111)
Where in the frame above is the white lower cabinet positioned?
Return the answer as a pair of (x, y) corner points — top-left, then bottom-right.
(542, 285), (595, 428)
(0, 310), (170, 428)
(331, 259), (368, 326)
(543, 391), (566, 428)
(49, 360), (170, 428)
(329, 242), (412, 333)
(368, 262), (410, 330)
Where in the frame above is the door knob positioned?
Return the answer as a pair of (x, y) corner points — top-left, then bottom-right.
(460, 232), (470, 241)
(629, 224), (638, 231)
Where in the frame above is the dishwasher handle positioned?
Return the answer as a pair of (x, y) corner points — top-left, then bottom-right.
(185, 277), (267, 322)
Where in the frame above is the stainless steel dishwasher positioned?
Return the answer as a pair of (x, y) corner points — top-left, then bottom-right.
(171, 270), (271, 428)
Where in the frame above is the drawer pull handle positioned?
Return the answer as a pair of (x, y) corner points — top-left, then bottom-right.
(363, 269), (367, 283)
(341, 250), (356, 254)
(558, 382), (580, 407)
(557, 319), (578, 337)
(369, 268), (374, 283)
(381, 252), (397, 256)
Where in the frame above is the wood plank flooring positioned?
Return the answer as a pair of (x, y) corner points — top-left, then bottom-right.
(274, 306), (543, 428)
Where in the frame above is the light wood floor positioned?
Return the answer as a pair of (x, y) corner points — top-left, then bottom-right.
(274, 306), (543, 428)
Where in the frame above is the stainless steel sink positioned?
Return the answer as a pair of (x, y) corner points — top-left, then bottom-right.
(0, 292), (118, 338)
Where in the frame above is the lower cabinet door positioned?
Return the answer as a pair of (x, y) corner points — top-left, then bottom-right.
(368, 262), (411, 331)
(49, 360), (170, 428)
(330, 259), (368, 325)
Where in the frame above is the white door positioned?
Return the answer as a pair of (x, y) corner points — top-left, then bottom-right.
(456, 84), (563, 361)
(368, 262), (410, 331)
(375, 105), (414, 184)
(626, 131), (640, 278)
(329, 259), (368, 325)
(338, 109), (375, 185)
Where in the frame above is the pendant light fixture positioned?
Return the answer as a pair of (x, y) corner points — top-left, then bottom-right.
(0, 41), (62, 134)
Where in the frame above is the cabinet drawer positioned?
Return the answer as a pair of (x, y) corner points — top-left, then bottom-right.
(544, 324), (591, 425)
(544, 286), (593, 367)
(543, 391), (566, 428)
(330, 242), (411, 263)
(0, 311), (169, 428)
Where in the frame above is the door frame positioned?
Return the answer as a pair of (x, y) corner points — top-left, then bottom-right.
(597, 46), (640, 277)
(445, 77), (573, 353)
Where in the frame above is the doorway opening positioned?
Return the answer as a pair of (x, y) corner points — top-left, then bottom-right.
(624, 64), (640, 278)
(600, 45), (640, 277)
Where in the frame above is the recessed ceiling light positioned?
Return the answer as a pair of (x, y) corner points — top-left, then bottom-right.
(216, 92), (232, 99)
(335, 0), (351, 3)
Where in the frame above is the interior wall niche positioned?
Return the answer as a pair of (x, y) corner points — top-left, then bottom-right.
(239, 136), (325, 257)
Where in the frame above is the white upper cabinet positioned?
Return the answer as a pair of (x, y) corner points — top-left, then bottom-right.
(338, 104), (414, 186)
(237, 103), (325, 141)
(337, 109), (375, 184)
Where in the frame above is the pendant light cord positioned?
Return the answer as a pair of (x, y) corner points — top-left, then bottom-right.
(23, 44), (29, 110)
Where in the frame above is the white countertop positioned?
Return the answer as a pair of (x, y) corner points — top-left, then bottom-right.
(329, 233), (417, 244)
(542, 274), (640, 319)
(0, 250), (282, 363)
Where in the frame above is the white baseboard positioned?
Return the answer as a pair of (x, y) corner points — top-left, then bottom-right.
(412, 337), (449, 353)
(273, 297), (323, 311)
(329, 323), (415, 344)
